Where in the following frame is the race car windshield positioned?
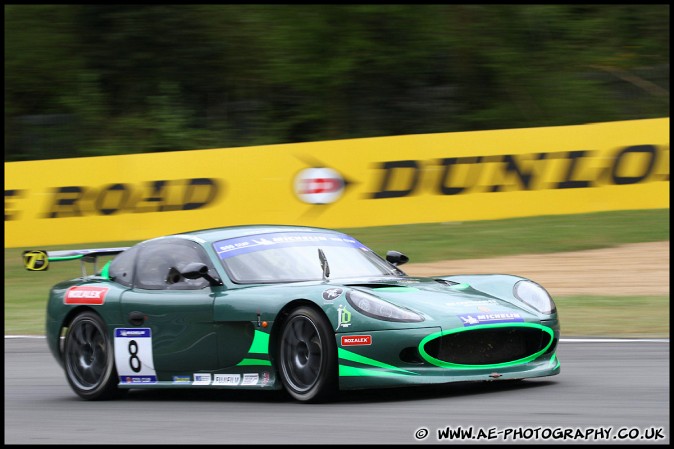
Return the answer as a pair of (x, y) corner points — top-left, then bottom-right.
(213, 232), (398, 283)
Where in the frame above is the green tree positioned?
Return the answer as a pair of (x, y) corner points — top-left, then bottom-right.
(4, 4), (669, 161)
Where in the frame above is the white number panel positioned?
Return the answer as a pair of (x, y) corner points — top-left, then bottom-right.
(114, 328), (157, 384)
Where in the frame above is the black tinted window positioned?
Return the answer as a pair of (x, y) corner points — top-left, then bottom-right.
(135, 238), (215, 290)
(108, 246), (139, 287)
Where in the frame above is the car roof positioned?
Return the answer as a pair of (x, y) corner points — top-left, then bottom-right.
(174, 224), (346, 244)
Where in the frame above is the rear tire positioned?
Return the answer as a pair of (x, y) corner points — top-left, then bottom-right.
(64, 311), (124, 400)
(278, 307), (337, 403)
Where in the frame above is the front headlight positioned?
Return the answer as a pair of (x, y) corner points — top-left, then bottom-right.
(346, 289), (424, 323)
(513, 280), (556, 314)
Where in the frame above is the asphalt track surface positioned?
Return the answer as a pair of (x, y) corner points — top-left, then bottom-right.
(4, 338), (669, 445)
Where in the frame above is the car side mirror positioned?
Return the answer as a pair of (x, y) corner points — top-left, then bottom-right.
(180, 262), (223, 286)
(386, 250), (409, 266)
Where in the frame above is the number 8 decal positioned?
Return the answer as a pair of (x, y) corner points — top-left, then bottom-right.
(128, 340), (142, 373)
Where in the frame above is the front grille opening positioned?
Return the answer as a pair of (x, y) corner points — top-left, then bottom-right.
(424, 327), (552, 365)
(543, 337), (558, 355)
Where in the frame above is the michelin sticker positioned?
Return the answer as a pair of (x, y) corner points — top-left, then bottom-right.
(458, 312), (524, 326)
(114, 328), (157, 383)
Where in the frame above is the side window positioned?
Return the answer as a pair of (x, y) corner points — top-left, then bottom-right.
(108, 246), (139, 287)
(135, 239), (215, 290)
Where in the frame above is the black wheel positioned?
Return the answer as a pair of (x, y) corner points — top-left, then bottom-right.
(63, 311), (124, 400)
(278, 307), (337, 403)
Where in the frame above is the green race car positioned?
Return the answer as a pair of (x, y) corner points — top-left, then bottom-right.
(24, 225), (560, 403)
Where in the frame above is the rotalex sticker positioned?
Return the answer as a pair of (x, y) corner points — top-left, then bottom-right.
(64, 286), (109, 305)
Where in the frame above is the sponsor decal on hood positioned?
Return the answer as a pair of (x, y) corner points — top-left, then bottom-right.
(458, 312), (524, 326)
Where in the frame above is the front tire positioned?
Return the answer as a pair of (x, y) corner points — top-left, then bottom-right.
(278, 307), (337, 403)
(63, 311), (123, 400)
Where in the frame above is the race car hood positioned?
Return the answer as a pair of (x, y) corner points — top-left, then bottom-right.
(336, 274), (543, 320)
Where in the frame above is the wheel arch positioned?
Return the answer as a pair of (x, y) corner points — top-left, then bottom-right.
(61, 308), (125, 400)
(268, 299), (333, 369)
(53, 306), (105, 364)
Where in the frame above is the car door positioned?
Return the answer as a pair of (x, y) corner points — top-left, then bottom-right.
(118, 238), (220, 375)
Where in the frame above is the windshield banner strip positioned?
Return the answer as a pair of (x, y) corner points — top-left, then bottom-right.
(214, 232), (368, 260)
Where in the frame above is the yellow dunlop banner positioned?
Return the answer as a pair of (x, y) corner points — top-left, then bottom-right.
(4, 118), (669, 247)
